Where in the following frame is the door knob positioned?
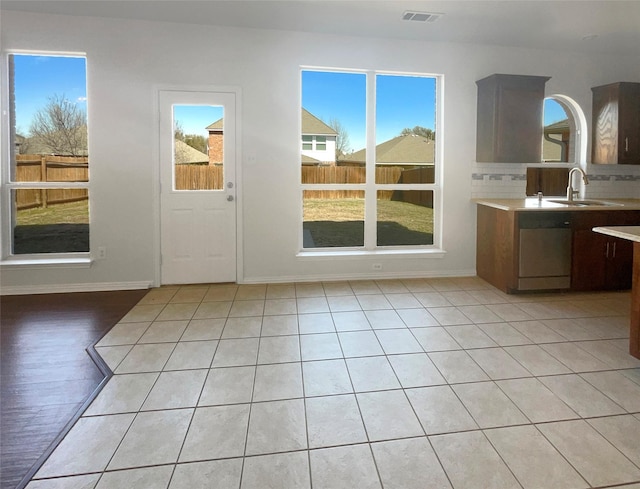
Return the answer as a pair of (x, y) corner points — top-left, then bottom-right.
(227, 195), (234, 202)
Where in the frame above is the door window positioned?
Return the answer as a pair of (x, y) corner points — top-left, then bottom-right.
(173, 104), (224, 190)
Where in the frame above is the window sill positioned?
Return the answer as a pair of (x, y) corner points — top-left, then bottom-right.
(1, 257), (92, 270)
(297, 248), (446, 259)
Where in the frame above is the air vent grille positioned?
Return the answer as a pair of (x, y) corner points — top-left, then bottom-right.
(402, 11), (443, 22)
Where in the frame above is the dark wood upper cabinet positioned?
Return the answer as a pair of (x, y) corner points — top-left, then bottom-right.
(592, 82), (640, 165)
(476, 74), (550, 163)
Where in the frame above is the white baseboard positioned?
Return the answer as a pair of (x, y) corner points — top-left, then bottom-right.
(0, 281), (152, 296)
(240, 269), (477, 284)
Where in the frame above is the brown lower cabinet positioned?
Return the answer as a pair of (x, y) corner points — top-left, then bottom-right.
(476, 205), (640, 293)
(571, 211), (637, 291)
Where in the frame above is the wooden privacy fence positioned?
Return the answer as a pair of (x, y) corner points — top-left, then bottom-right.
(14, 157), (435, 209)
(15, 155), (89, 210)
(173, 165), (435, 198)
(302, 166), (435, 206)
(175, 164), (224, 190)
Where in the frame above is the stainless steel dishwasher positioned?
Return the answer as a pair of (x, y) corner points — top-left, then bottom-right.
(518, 212), (572, 290)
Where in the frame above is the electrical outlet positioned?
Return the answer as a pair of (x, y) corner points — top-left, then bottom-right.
(97, 247), (107, 260)
(372, 263), (383, 271)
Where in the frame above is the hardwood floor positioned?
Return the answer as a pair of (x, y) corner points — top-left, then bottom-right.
(0, 290), (148, 489)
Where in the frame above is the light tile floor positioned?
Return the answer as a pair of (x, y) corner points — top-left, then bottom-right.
(27, 277), (640, 489)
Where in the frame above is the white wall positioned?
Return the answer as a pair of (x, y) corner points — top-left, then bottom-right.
(1, 10), (639, 291)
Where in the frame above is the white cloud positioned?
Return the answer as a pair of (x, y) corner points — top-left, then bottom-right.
(77, 96), (87, 102)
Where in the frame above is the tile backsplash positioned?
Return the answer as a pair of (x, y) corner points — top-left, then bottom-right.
(471, 163), (640, 199)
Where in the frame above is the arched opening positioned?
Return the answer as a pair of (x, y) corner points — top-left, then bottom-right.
(526, 95), (588, 196)
(542, 95), (587, 166)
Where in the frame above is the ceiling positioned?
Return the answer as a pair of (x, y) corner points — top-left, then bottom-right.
(2, 0), (640, 55)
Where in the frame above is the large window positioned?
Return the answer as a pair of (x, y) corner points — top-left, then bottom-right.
(3, 53), (90, 258)
(301, 69), (440, 250)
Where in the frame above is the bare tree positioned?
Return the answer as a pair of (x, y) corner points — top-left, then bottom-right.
(15, 133), (33, 154)
(401, 126), (435, 140)
(174, 120), (185, 141)
(29, 94), (87, 156)
(328, 117), (351, 161)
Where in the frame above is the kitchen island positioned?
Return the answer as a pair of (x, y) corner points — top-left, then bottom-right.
(593, 226), (640, 360)
(474, 198), (640, 293)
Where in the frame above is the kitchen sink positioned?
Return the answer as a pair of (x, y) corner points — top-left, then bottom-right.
(548, 199), (623, 207)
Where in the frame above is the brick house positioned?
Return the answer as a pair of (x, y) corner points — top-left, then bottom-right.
(206, 118), (223, 166)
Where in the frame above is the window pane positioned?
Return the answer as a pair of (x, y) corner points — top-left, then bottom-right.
(303, 190), (364, 248)
(173, 104), (224, 190)
(377, 190), (434, 246)
(301, 70), (366, 181)
(316, 135), (327, 150)
(10, 54), (89, 181)
(375, 75), (436, 184)
(543, 98), (570, 163)
(13, 188), (89, 254)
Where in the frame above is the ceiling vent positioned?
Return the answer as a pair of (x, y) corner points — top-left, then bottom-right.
(402, 11), (443, 22)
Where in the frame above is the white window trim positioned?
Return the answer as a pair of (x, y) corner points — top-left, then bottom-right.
(299, 68), (444, 255)
(0, 51), (91, 266)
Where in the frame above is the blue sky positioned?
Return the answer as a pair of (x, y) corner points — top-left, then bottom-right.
(302, 70), (568, 152)
(544, 99), (569, 126)
(302, 70), (437, 152)
(12, 55), (568, 143)
(173, 105), (223, 137)
(12, 53), (222, 137)
(12, 54), (87, 135)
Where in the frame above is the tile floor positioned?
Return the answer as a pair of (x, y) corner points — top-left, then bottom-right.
(26, 277), (640, 489)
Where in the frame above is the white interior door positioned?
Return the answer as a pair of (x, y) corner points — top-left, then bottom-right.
(159, 90), (236, 284)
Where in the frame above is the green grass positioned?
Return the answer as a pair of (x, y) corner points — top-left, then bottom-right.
(304, 198), (434, 247)
(16, 200), (89, 226)
(15, 198), (433, 249)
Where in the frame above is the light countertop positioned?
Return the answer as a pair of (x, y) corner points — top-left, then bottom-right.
(593, 226), (640, 243)
(474, 198), (640, 212)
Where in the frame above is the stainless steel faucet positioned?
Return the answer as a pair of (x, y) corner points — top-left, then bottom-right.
(566, 167), (589, 202)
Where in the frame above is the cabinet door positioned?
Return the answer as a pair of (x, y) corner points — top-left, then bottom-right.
(605, 238), (634, 290)
(592, 84), (619, 165)
(619, 83), (640, 165)
(476, 74), (550, 163)
(592, 82), (640, 165)
(572, 229), (608, 291)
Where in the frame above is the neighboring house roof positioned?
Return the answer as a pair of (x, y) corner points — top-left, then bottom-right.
(544, 118), (569, 134)
(207, 110), (337, 136)
(302, 154), (322, 165)
(174, 139), (209, 164)
(16, 132), (89, 156)
(343, 134), (435, 165)
(302, 109), (338, 136)
(206, 118), (224, 131)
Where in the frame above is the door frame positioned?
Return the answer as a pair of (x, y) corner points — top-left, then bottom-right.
(152, 84), (243, 287)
